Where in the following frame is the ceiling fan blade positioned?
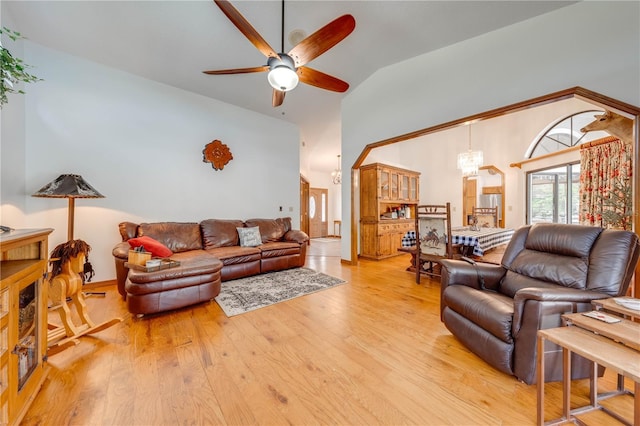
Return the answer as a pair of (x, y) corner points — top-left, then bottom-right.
(297, 67), (349, 93)
(272, 89), (285, 107)
(288, 14), (355, 67)
(214, 0), (279, 59)
(203, 65), (269, 75)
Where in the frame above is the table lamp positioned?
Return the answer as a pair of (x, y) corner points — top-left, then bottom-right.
(32, 174), (105, 241)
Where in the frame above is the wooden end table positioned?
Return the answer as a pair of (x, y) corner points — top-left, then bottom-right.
(536, 300), (640, 425)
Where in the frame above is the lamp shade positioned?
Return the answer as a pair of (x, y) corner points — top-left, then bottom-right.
(267, 66), (299, 92)
(32, 174), (104, 241)
(32, 174), (105, 199)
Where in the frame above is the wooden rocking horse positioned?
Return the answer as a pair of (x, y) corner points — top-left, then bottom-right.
(47, 240), (122, 355)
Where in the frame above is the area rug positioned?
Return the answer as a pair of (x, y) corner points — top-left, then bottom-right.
(215, 268), (346, 316)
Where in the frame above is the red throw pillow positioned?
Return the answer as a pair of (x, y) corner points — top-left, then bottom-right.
(128, 236), (173, 258)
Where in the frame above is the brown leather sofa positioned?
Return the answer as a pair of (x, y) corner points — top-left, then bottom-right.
(112, 218), (309, 314)
(440, 223), (640, 385)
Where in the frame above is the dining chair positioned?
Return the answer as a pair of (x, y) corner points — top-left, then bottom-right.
(472, 206), (498, 228)
(415, 203), (461, 283)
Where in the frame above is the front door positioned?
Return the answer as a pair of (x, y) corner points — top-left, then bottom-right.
(300, 175), (310, 236)
(309, 187), (328, 238)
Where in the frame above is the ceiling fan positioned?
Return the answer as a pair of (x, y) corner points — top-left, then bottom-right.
(203, 0), (355, 107)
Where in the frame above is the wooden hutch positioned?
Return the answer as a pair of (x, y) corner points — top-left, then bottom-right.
(0, 229), (52, 425)
(360, 163), (420, 260)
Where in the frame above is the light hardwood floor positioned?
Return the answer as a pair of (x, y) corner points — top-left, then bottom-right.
(24, 243), (632, 425)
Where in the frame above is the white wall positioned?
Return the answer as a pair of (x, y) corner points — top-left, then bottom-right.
(0, 9), (28, 228)
(2, 42), (300, 282)
(342, 1), (640, 260)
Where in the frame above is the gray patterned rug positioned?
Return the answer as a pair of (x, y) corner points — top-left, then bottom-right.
(215, 267), (346, 316)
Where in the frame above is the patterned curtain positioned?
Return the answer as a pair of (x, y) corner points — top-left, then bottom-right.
(579, 137), (632, 229)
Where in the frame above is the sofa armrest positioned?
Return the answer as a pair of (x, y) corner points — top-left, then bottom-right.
(119, 221), (139, 241)
(112, 241), (131, 259)
(284, 229), (309, 245)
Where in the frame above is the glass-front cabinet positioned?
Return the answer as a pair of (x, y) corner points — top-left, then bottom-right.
(379, 169), (390, 200)
(0, 228), (52, 425)
(360, 163), (420, 260)
(16, 281), (38, 391)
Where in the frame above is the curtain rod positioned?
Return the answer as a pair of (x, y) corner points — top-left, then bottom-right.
(510, 135), (621, 168)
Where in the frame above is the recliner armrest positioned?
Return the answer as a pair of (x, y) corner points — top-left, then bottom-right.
(439, 259), (506, 320)
(514, 286), (609, 304)
(440, 259), (505, 291)
(512, 286), (609, 335)
(284, 230), (310, 245)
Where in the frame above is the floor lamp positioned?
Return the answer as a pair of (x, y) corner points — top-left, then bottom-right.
(32, 174), (118, 354)
(32, 174), (105, 241)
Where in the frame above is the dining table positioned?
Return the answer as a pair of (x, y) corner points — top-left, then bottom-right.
(401, 226), (515, 257)
(450, 226), (515, 256)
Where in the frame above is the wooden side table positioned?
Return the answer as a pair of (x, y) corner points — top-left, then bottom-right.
(593, 297), (640, 319)
(536, 309), (640, 425)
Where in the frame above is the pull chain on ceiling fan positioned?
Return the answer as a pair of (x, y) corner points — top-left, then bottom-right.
(203, 0), (355, 107)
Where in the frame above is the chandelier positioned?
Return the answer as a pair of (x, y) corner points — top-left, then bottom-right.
(331, 155), (342, 185)
(457, 122), (483, 177)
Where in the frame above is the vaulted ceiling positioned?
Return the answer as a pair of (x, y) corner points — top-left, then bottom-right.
(3, 1), (575, 172)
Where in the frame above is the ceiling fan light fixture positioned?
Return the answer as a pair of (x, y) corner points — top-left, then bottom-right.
(267, 54), (298, 92)
(268, 65), (299, 92)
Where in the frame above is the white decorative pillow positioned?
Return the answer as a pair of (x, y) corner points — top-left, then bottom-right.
(237, 226), (262, 247)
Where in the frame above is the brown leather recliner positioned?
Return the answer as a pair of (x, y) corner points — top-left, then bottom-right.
(440, 223), (640, 385)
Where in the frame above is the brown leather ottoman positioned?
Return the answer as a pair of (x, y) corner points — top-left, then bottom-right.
(125, 254), (223, 315)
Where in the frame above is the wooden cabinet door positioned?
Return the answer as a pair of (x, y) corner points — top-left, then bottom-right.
(378, 233), (393, 257)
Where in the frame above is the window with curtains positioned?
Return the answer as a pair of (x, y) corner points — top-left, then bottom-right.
(525, 110), (628, 226)
(525, 109), (633, 227)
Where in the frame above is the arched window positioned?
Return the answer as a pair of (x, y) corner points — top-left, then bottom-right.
(526, 110), (608, 225)
(526, 110), (607, 158)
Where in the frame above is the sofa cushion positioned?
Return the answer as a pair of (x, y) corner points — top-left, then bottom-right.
(259, 241), (301, 258)
(504, 249), (589, 292)
(443, 285), (515, 344)
(206, 246), (261, 266)
(500, 270), (564, 299)
(245, 218), (290, 242)
(525, 223), (602, 258)
(139, 222), (202, 253)
(200, 219), (244, 249)
(127, 236), (173, 258)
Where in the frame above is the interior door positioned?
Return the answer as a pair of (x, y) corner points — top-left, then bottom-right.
(309, 187), (328, 238)
(300, 175), (310, 236)
(463, 178), (477, 225)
